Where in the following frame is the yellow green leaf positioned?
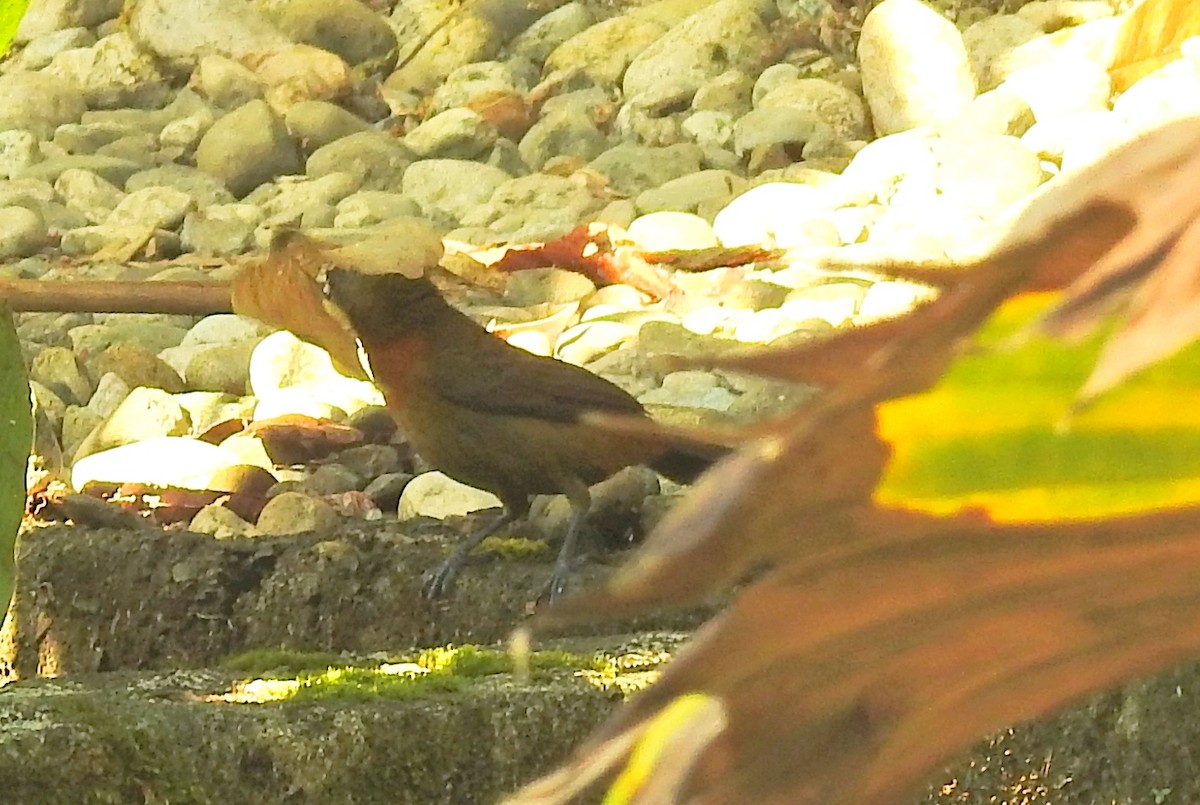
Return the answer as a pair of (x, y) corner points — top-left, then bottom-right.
(875, 292), (1200, 521)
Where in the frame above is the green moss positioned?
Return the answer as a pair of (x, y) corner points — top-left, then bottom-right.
(225, 645), (613, 705)
(221, 648), (347, 675)
(289, 666), (470, 702)
(476, 536), (552, 560)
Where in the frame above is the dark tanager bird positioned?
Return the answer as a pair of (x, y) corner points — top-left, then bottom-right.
(322, 267), (719, 602)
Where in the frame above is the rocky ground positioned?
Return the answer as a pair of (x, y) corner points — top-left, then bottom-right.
(4, 0), (1200, 801)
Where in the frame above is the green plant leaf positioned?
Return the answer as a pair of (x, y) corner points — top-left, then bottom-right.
(0, 0), (30, 57)
(0, 303), (31, 627)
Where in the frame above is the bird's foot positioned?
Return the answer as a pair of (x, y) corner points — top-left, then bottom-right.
(535, 553), (590, 608)
(420, 556), (463, 599)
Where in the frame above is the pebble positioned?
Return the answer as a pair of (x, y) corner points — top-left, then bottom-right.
(859, 0), (977, 135)
(255, 491), (339, 535)
(398, 470), (502, 520)
(70, 436), (250, 491)
(0, 0), (1174, 537)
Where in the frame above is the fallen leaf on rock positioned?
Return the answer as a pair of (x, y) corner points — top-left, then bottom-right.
(242, 414), (364, 465)
(487, 223), (676, 299)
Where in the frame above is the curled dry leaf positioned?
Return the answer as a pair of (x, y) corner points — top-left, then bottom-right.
(230, 229), (367, 379)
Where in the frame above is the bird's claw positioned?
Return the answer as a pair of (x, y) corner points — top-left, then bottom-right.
(421, 558), (461, 599)
(536, 566), (573, 608)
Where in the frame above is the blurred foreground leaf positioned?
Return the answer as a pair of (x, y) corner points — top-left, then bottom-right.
(1110, 0), (1200, 92)
(507, 118), (1200, 805)
(0, 303), (31, 627)
(0, 0), (29, 57)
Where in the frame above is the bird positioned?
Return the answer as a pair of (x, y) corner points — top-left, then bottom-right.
(321, 265), (722, 603)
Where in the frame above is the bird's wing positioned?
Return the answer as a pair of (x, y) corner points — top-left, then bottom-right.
(431, 343), (646, 424)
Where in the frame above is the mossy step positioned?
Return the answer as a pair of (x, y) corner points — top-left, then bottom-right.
(2, 522), (712, 679)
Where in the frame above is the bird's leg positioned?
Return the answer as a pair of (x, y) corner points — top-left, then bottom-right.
(421, 506), (518, 599)
(542, 481), (592, 605)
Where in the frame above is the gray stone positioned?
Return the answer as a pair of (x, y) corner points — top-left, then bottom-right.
(732, 107), (829, 155)
(0, 131), (41, 179)
(386, 0), (537, 94)
(182, 314), (270, 347)
(752, 63), (803, 107)
(623, 0), (772, 110)
(126, 165), (235, 208)
(61, 405), (104, 460)
(758, 78), (871, 141)
(404, 108), (497, 159)
(299, 464), (363, 496)
(52, 121), (138, 154)
(638, 370), (737, 411)
(105, 186), (195, 230)
(30, 346), (95, 405)
(362, 472), (411, 511)
(964, 13), (1043, 92)
(546, 15), (668, 90)
(283, 100), (372, 153)
(127, 0), (290, 70)
(333, 191), (422, 228)
(67, 320), (189, 356)
(589, 143), (704, 196)
(0, 72), (85, 138)
(460, 173), (601, 238)
(160, 108), (217, 152)
(184, 341), (259, 395)
(269, 0), (398, 74)
(12, 28), (96, 71)
(180, 204), (262, 255)
(401, 159), (511, 223)
(517, 106), (608, 170)
(193, 54), (264, 110)
(259, 172), (361, 225)
(190, 503), (256, 538)
(16, 0), (121, 41)
(692, 69), (754, 115)
(45, 32), (171, 110)
(195, 100), (302, 198)
(635, 169), (747, 215)
(72, 386), (192, 462)
(0, 206), (48, 259)
(510, 3), (596, 64)
(504, 267), (596, 307)
(859, 0), (977, 136)
(20, 155), (143, 187)
(255, 491), (339, 535)
(429, 61), (521, 113)
(335, 444), (401, 479)
(306, 131), (414, 191)
(681, 110), (735, 149)
(91, 342), (185, 393)
(0, 178), (55, 209)
(398, 470), (500, 519)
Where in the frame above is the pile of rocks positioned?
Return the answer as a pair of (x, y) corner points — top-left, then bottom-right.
(3, 0), (1193, 536)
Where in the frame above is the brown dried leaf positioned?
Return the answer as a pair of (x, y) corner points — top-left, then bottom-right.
(230, 229), (367, 379)
(242, 414), (364, 465)
(486, 223), (676, 299)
